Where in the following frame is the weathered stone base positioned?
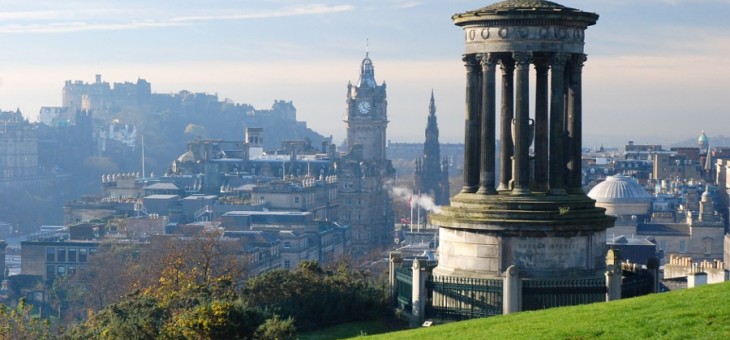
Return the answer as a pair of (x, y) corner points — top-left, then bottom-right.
(431, 192), (614, 280)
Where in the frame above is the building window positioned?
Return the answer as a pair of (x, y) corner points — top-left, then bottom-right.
(659, 240), (667, 251)
(68, 266), (77, 276)
(57, 266), (66, 276)
(68, 248), (77, 262)
(57, 248), (66, 262)
(47, 247), (55, 262)
(679, 240), (686, 253)
(283, 241), (291, 249)
(284, 260), (291, 269)
(46, 265), (55, 279)
(79, 249), (88, 263)
(294, 196), (300, 204)
(704, 238), (712, 255)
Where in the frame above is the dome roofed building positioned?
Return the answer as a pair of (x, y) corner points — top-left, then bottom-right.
(698, 130), (709, 150)
(588, 175), (652, 216)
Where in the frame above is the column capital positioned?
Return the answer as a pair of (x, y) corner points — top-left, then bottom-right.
(512, 51), (532, 68)
(570, 53), (588, 72)
(550, 53), (570, 70)
(477, 53), (498, 70)
(462, 54), (479, 69)
(499, 58), (515, 73)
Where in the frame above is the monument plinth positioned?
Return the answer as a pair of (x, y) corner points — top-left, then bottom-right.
(432, 0), (614, 282)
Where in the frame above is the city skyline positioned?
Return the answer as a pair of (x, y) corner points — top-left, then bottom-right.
(0, 0), (727, 146)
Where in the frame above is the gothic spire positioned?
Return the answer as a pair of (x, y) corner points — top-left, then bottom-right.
(429, 89), (436, 117)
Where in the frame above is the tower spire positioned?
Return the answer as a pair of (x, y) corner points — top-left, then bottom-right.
(429, 89), (436, 117)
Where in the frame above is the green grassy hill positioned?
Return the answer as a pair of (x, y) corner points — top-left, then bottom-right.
(361, 282), (730, 339)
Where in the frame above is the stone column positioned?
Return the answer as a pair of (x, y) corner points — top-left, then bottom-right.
(411, 259), (428, 323)
(512, 52), (532, 195)
(567, 54), (587, 194)
(462, 55), (481, 193)
(548, 53), (569, 195)
(534, 57), (549, 192)
(605, 248), (622, 301)
(389, 252), (403, 306)
(503, 265), (521, 314)
(478, 53), (498, 194)
(497, 58), (514, 192)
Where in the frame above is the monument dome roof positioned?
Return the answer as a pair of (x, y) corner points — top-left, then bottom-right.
(588, 175), (652, 204)
(698, 130), (708, 143)
(477, 0), (571, 11)
(453, 0), (598, 27)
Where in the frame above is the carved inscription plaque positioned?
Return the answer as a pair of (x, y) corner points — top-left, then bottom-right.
(508, 237), (587, 270)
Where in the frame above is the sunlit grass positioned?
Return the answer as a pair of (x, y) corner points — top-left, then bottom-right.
(359, 282), (730, 339)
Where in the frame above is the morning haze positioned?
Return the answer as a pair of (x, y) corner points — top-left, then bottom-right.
(0, 1), (726, 146)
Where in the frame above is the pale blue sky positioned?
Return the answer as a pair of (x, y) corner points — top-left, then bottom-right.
(0, 0), (727, 147)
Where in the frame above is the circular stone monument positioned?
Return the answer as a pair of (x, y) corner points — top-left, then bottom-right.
(431, 0), (614, 282)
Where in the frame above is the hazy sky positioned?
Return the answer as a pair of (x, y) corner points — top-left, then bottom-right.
(0, 0), (727, 147)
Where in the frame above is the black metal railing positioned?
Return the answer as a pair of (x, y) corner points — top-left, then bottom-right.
(426, 275), (503, 320)
(622, 271), (653, 298)
(522, 278), (606, 311)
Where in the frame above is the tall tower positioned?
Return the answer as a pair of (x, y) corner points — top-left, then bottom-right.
(338, 53), (395, 255)
(345, 53), (388, 163)
(415, 91), (450, 206)
(430, 0), (614, 312)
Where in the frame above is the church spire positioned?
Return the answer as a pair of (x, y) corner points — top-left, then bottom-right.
(415, 91), (449, 206)
(429, 89), (436, 117)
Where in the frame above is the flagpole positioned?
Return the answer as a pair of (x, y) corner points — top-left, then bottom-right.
(417, 190), (421, 233)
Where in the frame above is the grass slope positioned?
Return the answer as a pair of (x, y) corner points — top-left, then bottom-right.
(362, 282), (730, 339)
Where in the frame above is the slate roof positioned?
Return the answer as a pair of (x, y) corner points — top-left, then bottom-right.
(144, 182), (180, 190)
(637, 223), (689, 236)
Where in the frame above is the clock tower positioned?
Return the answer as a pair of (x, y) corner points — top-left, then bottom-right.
(337, 52), (395, 255)
(345, 52), (388, 163)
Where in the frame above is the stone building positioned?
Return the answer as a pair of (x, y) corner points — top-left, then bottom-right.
(337, 53), (396, 254)
(653, 153), (703, 182)
(414, 92), (450, 206)
(428, 0), (613, 314)
(0, 110), (38, 181)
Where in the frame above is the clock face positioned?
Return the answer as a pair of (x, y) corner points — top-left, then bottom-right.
(357, 101), (372, 114)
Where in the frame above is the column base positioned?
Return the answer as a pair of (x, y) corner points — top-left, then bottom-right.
(477, 186), (497, 195)
(511, 188), (531, 196)
(461, 186), (478, 194)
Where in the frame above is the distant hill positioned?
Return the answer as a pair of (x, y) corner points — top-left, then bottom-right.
(671, 135), (730, 148)
(363, 282), (730, 339)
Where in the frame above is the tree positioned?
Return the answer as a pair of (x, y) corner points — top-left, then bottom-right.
(0, 298), (51, 339)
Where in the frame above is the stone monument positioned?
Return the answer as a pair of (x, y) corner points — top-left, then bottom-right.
(431, 0), (614, 288)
